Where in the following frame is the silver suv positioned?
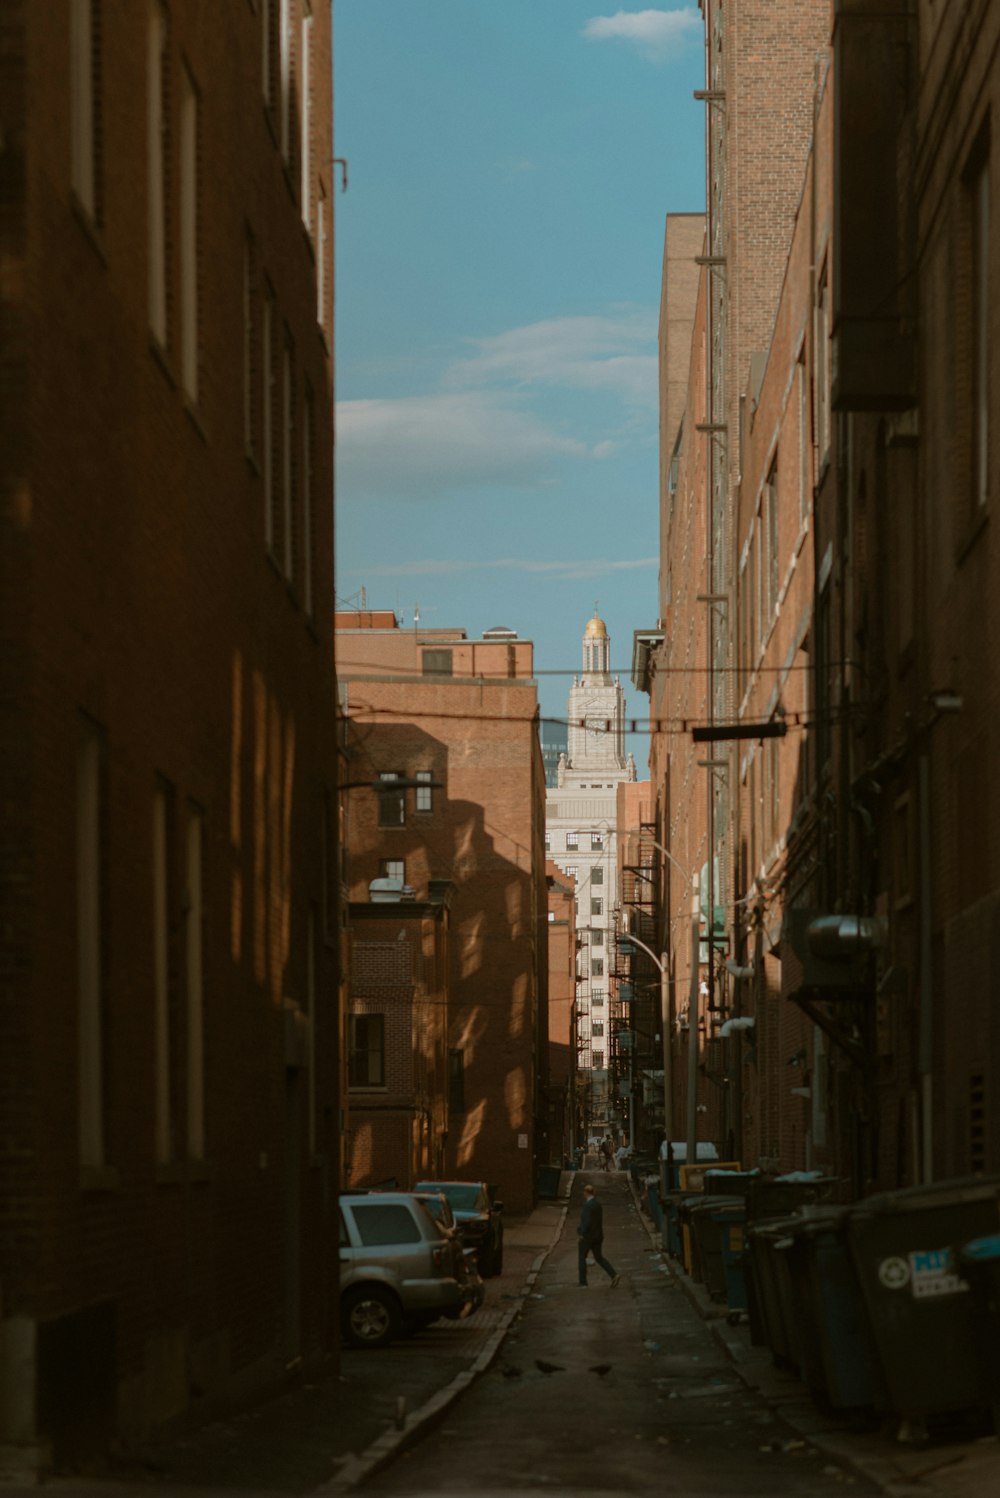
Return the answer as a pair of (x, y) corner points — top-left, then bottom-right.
(338, 1193), (479, 1348)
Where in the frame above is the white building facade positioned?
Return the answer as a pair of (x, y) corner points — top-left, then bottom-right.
(545, 614), (635, 1124)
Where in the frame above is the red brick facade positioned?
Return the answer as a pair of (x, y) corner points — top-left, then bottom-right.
(641, 0), (1000, 1194)
(337, 615), (548, 1213)
(0, 0), (338, 1467)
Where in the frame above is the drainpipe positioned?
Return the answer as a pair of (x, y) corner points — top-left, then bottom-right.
(918, 754), (934, 1183)
(686, 877), (701, 1162)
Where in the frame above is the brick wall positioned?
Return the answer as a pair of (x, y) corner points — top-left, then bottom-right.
(0, 0), (338, 1462)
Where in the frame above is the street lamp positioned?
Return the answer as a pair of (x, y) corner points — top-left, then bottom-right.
(622, 834), (703, 1165)
(616, 929), (671, 1160)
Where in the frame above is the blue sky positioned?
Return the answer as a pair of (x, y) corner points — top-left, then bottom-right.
(333, 3), (706, 751)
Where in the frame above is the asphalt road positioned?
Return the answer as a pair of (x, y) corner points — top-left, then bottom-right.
(357, 1171), (878, 1497)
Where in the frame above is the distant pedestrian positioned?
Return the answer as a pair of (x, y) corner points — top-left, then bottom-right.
(600, 1135), (614, 1171)
(577, 1184), (620, 1287)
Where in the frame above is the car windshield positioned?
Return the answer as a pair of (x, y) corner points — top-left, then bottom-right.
(416, 1182), (481, 1212)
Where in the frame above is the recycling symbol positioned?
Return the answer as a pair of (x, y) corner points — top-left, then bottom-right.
(878, 1255), (910, 1290)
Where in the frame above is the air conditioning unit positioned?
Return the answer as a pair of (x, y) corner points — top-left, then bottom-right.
(780, 908), (869, 994)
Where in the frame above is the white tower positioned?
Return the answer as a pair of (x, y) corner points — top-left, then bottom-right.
(545, 612), (636, 1127)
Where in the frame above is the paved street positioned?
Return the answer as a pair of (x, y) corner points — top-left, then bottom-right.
(9, 1170), (999, 1498)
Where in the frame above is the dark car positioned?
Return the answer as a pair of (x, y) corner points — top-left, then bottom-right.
(414, 1180), (504, 1276)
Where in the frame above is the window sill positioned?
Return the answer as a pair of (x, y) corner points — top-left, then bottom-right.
(956, 505), (989, 566)
(149, 335), (176, 389)
(70, 192), (107, 267)
(184, 399), (208, 446)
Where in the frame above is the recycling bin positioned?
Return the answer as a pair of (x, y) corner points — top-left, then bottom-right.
(780, 1206), (887, 1413)
(745, 1215), (804, 1368)
(714, 1202), (749, 1315)
(954, 1233), (1000, 1434)
(844, 1176), (1000, 1422)
(747, 1174), (837, 1225)
(687, 1196), (740, 1300)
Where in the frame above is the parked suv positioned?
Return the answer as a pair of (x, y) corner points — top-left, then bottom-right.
(413, 1180), (504, 1276)
(339, 1193), (478, 1348)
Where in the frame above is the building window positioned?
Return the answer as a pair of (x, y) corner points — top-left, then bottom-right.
(970, 144), (991, 514)
(185, 805), (205, 1159)
(592, 989), (605, 1006)
(566, 831), (579, 851)
(281, 333), (296, 582)
(179, 63), (199, 403)
(302, 382), (314, 614)
(592, 928), (604, 947)
(591, 865), (603, 885)
(415, 770), (434, 812)
(448, 1049), (465, 1114)
(592, 1051), (604, 1070)
(547, 910), (555, 923)
(798, 344), (810, 527)
(378, 858), (405, 884)
(70, 0), (102, 224)
(591, 831), (604, 850)
(152, 780), (175, 1164)
(147, 0), (168, 345)
(591, 897), (603, 916)
(378, 772), (405, 828)
(592, 1021), (605, 1038)
(544, 831), (551, 851)
(243, 231), (258, 458)
(591, 957), (604, 977)
(300, 4), (313, 230)
(279, 0), (293, 164)
(348, 1014), (385, 1088)
(262, 0), (277, 109)
(422, 648), (453, 676)
(766, 456), (779, 619)
(815, 261), (831, 464)
(566, 865), (577, 880)
(77, 715), (108, 1167)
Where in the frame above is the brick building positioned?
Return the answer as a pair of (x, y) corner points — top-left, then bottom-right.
(545, 860), (577, 1164)
(637, 0), (1000, 1193)
(345, 890), (451, 1189)
(0, 0), (337, 1469)
(336, 613), (548, 1213)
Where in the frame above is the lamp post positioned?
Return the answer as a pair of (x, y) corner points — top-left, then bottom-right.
(624, 835), (703, 1165)
(616, 929), (670, 1158)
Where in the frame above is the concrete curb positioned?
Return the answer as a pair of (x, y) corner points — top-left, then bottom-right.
(318, 1191), (572, 1496)
(623, 1178), (928, 1497)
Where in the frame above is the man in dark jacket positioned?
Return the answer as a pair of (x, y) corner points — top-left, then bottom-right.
(577, 1184), (620, 1287)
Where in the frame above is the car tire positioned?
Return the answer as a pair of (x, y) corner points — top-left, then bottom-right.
(341, 1286), (401, 1349)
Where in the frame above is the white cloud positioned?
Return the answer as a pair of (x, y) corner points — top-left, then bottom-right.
(358, 556), (658, 582)
(451, 309), (657, 406)
(336, 392), (595, 498)
(583, 8), (702, 62)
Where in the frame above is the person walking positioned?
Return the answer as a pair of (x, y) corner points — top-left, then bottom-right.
(577, 1184), (620, 1287)
(600, 1135), (614, 1172)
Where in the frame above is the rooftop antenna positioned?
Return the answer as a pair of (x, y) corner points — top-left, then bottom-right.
(413, 603), (420, 629)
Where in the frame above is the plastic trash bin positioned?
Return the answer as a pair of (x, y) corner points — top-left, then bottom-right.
(780, 1206), (887, 1414)
(714, 1202), (748, 1317)
(747, 1174), (837, 1225)
(745, 1215), (805, 1368)
(845, 1176), (1000, 1424)
(954, 1233), (1000, 1435)
(688, 1196), (740, 1299)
